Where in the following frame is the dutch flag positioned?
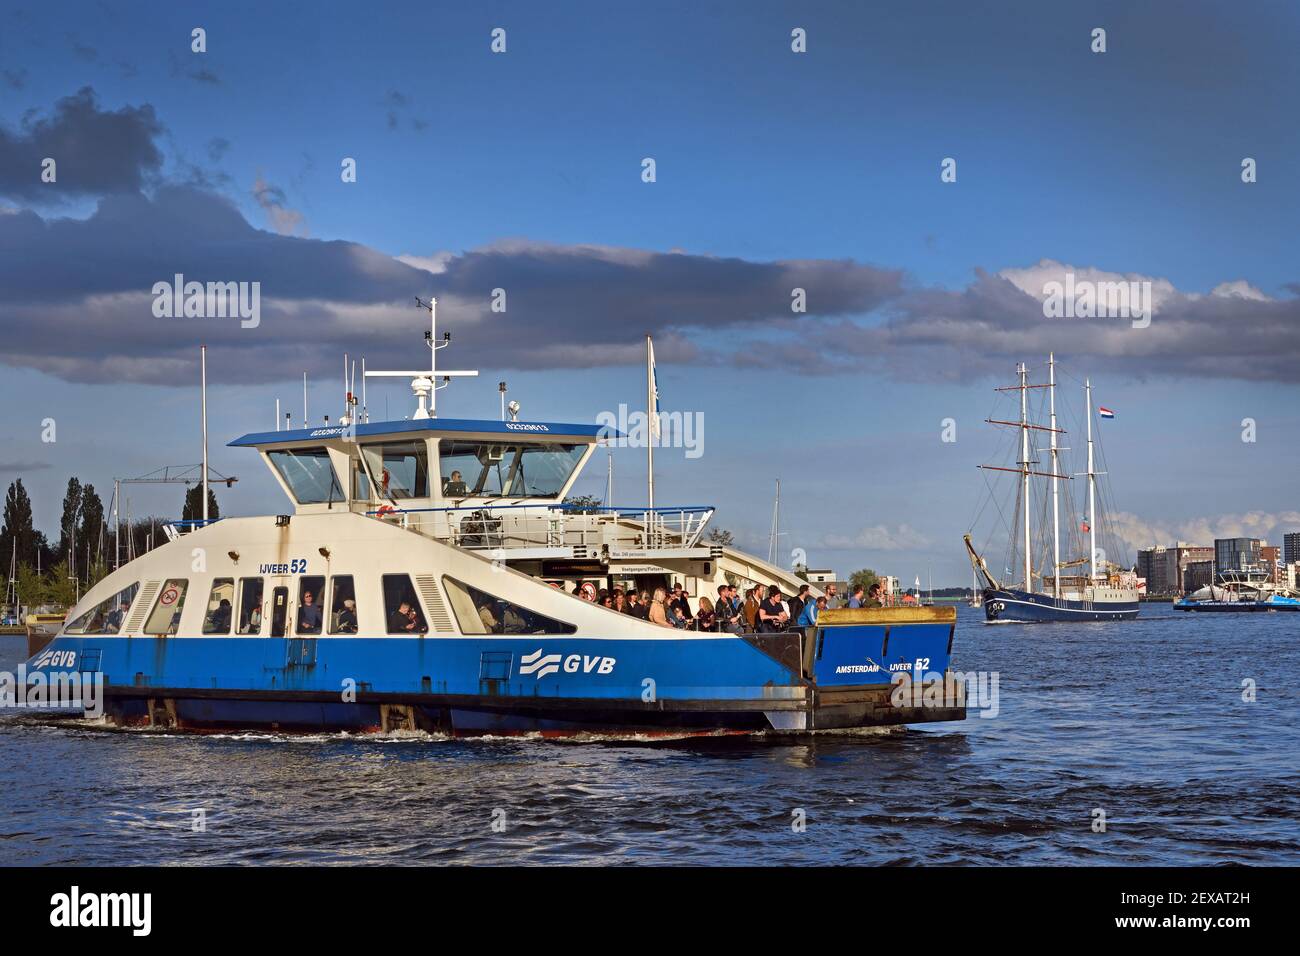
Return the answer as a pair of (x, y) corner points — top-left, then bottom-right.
(1098, 406), (1115, 419)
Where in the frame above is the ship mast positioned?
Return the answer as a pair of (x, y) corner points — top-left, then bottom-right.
(1086, 378), (1097, 584)
(1048, 353), (1060, 598)
(1018, 362), (1031, 590)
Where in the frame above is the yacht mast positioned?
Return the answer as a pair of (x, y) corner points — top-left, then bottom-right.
(768, 478), (781, 565)
(1018, 362), (1031, 590)
(1048, 353), (1060, 598)
(1086, 378), (1097, 584)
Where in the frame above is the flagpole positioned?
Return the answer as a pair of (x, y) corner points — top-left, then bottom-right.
(646, 334), (655, 509)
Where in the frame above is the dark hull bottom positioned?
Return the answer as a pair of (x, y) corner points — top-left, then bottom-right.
(983, 588), (1139, 623)
(99, 687), (964, 737)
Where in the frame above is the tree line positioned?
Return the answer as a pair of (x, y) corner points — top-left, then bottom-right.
(1, 477), (219, 611)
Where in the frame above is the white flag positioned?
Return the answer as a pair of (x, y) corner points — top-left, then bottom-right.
(648, 336), (661, 439)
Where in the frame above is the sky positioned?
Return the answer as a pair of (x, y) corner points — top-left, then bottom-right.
(1, 0), (1298, 584)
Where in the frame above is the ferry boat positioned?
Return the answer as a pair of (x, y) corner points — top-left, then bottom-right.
(19, 302), (964, 736)
(1174, 575), (1300, 612)
(964, 356), (1139, 623)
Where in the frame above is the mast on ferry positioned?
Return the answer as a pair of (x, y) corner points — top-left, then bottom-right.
(363, 297), (478, 419)
(1048, 354), (1060, 598)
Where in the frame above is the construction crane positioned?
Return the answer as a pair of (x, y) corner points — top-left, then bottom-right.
(111, 465), (237, 570)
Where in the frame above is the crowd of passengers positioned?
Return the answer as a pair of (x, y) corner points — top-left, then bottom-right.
(567, 580), (887, 633)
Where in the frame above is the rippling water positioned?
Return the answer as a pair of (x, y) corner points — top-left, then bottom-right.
(3, 606), (1297, 865)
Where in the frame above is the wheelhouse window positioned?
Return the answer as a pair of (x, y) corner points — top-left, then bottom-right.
(66, 582), (139, 635)
(202, 578), (235, 634)
(145, 579), (189, 635)
(297, 576), (326, 634)
(358, 441), (428, 499)
(238, 577), (264, 634)
(443, 577), (576, 635)
(382, 574), (427, 634)
(268, 447), (343, 504)
(329, 575), (357, 634)
(436, 440), (586, 499)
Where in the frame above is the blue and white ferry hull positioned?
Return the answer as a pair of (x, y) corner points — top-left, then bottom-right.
(982, 587), (1139, 623)
(22, 607), (965, 737)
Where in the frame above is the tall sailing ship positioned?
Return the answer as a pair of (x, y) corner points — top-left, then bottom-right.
(964, 355), (1139, 623)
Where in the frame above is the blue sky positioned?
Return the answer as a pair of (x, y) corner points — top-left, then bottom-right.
(2, 0), (1298, 583)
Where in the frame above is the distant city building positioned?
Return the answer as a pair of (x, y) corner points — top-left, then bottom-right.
(1184, 559), (1215, 591)
(1285, 532), (1300, 565)
(804, 568), (837, 585)
(1261, 546), (1282, 585)
(1214, 537), (1263, 575)
(1173, 544), (1213, 592)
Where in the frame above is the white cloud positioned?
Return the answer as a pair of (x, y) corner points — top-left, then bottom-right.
(823, 524), (931, 551)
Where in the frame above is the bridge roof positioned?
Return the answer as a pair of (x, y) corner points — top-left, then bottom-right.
(228, 417), (619, 447)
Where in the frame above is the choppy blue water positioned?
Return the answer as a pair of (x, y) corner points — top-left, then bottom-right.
(2, 606), (1297, 866)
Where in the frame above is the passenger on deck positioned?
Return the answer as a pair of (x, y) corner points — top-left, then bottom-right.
(696, 596), (716, 632)
(866, 583), (884, 608)
(105, 603), (126, 631)
(336, 599), (358, 633)
(648, 588), (673, 628)
(798, 595), (827, 629)
(757, 586), (789, 632)
(246, 604), (263, 633)
(298, 591), (323, 632)
(715, 585), (739, 633)
(824, 583), (840, 608)
(743, 586), (762, 630)
(613, 592), (627, 613)
(623, 591), (640, 616)
(443, 470), (469, 497)
(502, 605), (526, 634)
(848, 585), (866, 609)
(788, 584), (810, 623)
(669, 585), (693, 625)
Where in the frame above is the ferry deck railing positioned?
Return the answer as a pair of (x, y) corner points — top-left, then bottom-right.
(357, 503), (715, 553)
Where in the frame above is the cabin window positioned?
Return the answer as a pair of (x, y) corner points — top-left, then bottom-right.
(268, 447), (344, 505)
(442, 576), (576, 635)
(144, 579), (189, 635)
(238, 577), (264, 634)
(202, 578), (235, 634)
(296, 575), (326, 634)
(382, 573), (427, 634)
(359, 441), (429, 499)
(436, 440), (586, 499)
(66, 582), (139, 635)
(329, 575), (358, 634)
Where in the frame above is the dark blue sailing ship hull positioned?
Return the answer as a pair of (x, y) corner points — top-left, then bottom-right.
(982, 587), (1138, 623)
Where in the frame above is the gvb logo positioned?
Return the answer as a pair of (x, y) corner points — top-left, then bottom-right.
(517, 648), (616, 679)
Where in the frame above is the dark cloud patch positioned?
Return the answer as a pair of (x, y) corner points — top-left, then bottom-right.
(0, 87), (163, 200)
(2, 68), (27, 90)
(0, 461), (52, 472)
(0, 187), (902, 387)
(207, 137), (231, 162)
